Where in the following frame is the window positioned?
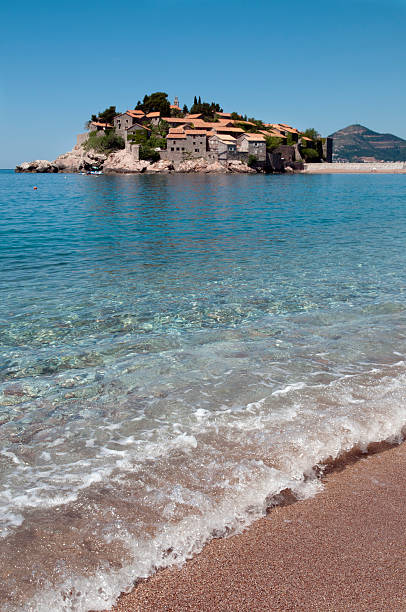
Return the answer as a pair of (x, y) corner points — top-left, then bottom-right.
(195, 148), (199, 152)
(176, 147), (180, 151)
(173, 141), (176, 144)
(182, 147), (185, 151)
(171, 147), (174, 151)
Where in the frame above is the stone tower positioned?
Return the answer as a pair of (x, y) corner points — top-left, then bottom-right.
(174, 96), (179, 108)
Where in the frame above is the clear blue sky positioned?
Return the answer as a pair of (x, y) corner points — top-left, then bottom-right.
(1, 0), (405, 167)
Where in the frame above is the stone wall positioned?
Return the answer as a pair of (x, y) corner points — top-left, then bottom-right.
(303, 162), (406, 173)
(76, 133), (89, 146)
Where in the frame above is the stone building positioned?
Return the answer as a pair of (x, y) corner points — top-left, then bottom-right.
(89, 121), (113, 132)
(207, 134), (237, 162)
(145, 112), (161, 126)
(237, 133), (266, 161)
(162, 129), (208, 162)
(113, 110), (145, 132)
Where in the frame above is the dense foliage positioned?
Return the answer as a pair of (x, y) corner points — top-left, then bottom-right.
(190, 96), (223, 120)
(90, 106), (117, 125)
(302, 128), (320, 141)
(84, 130), (124, 154)
(127, 130), (164, 162)
(301, 147), (320, 162)
(247, 154), (258, 167)
(265, 136), (283, 151)
(135, 92), (171, 117)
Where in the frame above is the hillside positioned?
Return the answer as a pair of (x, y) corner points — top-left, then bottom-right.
(329, 124), (406, 162)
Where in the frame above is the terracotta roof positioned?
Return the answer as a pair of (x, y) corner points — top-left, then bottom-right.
(212, 126), (245, 133)
(217, 119), (235, 126)
(166, 133), (187, 139)
(162, 117), (194, 124)
(90, 121), (113, 128)
(301, 136), (313, 141)
(188, 120), (218, 129)
(216, 112), (232, 118)
(238, 133), (266, 141)
(170, 105), (181, 110)
(185, 113), (202, 119)
(146, 112), (160, 118)
(127, 109), (145, 117)
(233, 120), (256, 127)
(184, 130), (208, 135)
(209, 133), (237, 143)
(127, 122), (151, 132)
(168, 127), (186, 134)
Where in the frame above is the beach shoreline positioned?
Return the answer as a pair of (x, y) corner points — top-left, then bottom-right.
(110, 439), (406, 611)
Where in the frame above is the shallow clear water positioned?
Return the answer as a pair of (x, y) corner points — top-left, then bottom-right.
(1, 170), (406, 610)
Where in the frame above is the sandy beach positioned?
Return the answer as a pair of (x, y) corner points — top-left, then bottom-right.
(111, 441), (406, 612)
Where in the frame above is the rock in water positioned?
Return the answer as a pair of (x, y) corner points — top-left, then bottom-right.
(147, 160), (174, 173)
(15, 160), (58, 173)
(103, 150), (151, 173)
(53, 145), (106, 172)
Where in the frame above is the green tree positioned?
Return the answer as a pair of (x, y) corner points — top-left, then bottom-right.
(302, 128), (320, 141)
(301, 147), (320, 162)
(247, 154), (257, 167)
(183, 104), (189, 114)
(89, 106), (117, 125)
(265, 136), (283, 151)
(84, 130), (124, 154)
(136, 92), (171, 117)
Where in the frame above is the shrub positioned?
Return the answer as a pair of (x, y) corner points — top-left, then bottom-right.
(248, 154), (257, 167)
(302, 128), (320, 141)
(301, 147), (320, 162)
(139, 146), (160, 162)
(265, 136), (282, 151)
(84, 130), (124, 154)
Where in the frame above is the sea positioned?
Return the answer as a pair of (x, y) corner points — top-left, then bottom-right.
(1, 169), (406, 610)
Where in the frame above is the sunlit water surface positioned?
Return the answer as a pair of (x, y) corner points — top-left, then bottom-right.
(1, 170), (406, 610)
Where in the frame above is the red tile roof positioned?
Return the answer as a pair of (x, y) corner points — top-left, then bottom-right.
(91, 121), (113, 128)
(166, 133), (187, 139)
(238, 133), (266, 141)
(127, 122), (151, 132)
(162, 117), (194, 124)
(126, 109), (145, 117)
(185, 113), (203, 119)
(146, 112), (160, 118)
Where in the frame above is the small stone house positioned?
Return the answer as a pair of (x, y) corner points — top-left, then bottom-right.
(145, 111), (161, 126)
(237, 133), (266, 161)
(89, 121), (113, 132)
(163, 129), (208, 161)
(208, 134), (237, 163)
(113, 110), (145, 132)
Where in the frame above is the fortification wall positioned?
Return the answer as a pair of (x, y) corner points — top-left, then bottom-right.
(303, 162), (406, 173)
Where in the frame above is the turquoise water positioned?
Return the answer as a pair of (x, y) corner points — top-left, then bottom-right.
(1, 170), (406, 610)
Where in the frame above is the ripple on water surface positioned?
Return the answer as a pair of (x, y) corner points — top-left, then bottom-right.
(1, 171), (406, 610)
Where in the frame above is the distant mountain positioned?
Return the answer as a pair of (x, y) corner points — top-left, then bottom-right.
(329, 124), (406, 162)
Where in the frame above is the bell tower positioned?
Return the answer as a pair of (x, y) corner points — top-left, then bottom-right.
(174, 96), (179, 108)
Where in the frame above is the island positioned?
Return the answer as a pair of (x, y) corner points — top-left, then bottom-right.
(15, 92), (332, 174)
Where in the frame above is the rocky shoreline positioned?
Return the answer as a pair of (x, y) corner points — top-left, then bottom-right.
(15, 145), (257, 175)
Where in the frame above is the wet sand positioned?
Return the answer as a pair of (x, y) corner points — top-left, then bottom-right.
(111, 441), (406, 611)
